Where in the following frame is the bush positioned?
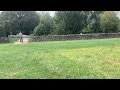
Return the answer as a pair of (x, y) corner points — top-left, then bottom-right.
(33, 24), (50, 36)
(82, 28), (91, 34)
(0, 27), (6, 37)
(30, 34), (34, 36)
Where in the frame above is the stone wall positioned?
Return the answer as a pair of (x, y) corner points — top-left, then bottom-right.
(30, 33), (120, 42)
(0, 37), (9, 43)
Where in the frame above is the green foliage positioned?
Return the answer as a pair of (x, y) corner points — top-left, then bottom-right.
(85, 11), (103, 33)
(100, 11), (120, 33)
(33, 12), (54, 36)
(33, 24), (47, 35)
(117, 24), (120, 32)
(52, 20), (66, 35)
(0, 14), (5, 37)
(0, 14), (6, 37)
(52, 11), (104, 35)
(53, 11), (87, 35)
(16, 11), (40, 35)
(82, 28), (91, 33)
(0, 11), (120, 36)
(0, 11), (40, 35)
(0, 25), (6, 37)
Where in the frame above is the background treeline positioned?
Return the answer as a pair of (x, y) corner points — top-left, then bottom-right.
(0, 11), (120, 37)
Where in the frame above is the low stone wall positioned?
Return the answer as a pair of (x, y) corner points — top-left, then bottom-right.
(0, 37), (9, 43)
(30, 33), (120, 42)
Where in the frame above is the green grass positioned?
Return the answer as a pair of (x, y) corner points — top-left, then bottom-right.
(0, 38), (120, 79)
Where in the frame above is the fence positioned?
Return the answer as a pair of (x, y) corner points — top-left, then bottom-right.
(0, 37), (9, 43)
(30, 33), (120, 42)
(1, 33), (120, 43)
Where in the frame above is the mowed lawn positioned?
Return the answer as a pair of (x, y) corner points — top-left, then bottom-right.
(0, 38), (120, 79)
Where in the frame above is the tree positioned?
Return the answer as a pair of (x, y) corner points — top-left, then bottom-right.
(82, 11), (104, 33)
(53, 11), (105, 34)
(100, 11), (120, 33)
(33, 12), (54, 35)
(34, 23), (47, 36)
(1, 11), (40, 36)
(16, 11), (40, 34)
(53, 11), (89, 35)
(0, 14), (6, 37)
(117, 23), (120, 32)
(1, 11), (18, 36)
(52, 11), (66, 34)
(0, 25), (5, 37)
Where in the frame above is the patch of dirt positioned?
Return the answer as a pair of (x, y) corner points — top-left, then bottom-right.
(14, 38), (29, 44)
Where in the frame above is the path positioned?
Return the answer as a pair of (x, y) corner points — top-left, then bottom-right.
(14, 37), (29, 44)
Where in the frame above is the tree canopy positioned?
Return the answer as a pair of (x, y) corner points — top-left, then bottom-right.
(100, 11), (120, 33)
(0, 11), (120, 37)
(33, 11), (54, 35)
(0, 11), (39, 37)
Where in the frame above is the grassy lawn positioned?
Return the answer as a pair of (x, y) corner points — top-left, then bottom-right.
(0, 38), (120, 79)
